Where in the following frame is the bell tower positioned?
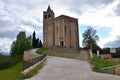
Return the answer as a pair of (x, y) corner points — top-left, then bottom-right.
(43, 5), (54, 20)
(43, 6), (55, 47)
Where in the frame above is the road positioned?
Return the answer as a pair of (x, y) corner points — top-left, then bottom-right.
(26, 56), (120, 80)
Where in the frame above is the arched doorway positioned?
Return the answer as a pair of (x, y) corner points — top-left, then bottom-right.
(60, 41), (64, 46)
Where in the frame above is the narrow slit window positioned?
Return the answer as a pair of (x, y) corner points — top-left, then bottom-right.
(57, 26), (58, 33)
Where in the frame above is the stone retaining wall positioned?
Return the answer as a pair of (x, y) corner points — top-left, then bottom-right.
(21, 56), (47, 75)
(115, 65), (120, 74)
(24, 51), (39, 61)
(79, 49), (92, 61)
(21, 49), (47, 75)
(101, 65), (120, 74)
(108, 58), (120, 62)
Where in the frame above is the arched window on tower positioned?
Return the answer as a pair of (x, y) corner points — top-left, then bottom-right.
(48, 14), (51, 18)
(56, 26), (58, 33)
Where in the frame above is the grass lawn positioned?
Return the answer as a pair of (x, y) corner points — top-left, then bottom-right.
(0, 61), (23, 80)
(91, 54), (120, 72)
(0, 48), (47, 80)
(36, 48), (48, 55)
(0, 60), (46, 80)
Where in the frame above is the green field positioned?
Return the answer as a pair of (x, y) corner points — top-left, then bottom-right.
(0, 61), (23, 80)
(0, 55), (46, 80)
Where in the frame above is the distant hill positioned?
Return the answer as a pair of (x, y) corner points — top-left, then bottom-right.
(0, 52), (10, 56)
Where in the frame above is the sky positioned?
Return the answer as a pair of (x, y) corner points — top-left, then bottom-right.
(0, 0), (120, 53)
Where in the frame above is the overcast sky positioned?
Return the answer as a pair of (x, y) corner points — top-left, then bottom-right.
(0, 0), (120, 52)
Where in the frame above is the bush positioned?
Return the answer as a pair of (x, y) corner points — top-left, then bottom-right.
(0, 55), (22, 70)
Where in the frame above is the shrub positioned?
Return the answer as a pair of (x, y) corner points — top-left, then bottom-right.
(0, 55), (22, 70)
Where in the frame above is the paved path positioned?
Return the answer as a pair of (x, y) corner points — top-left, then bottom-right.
(29, 48), (39, 55)
(26, 57), (120, 80)
(23, 48), (39, 61)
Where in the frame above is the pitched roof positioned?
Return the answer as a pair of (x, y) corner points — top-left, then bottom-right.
(55, 15), (77, 20)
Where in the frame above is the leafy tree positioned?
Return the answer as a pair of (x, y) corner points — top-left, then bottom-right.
(10, 41), (17, 56)
(82, 27), (100, 52)
(101, 48), (110, 54)
(10, 31), (31, 56)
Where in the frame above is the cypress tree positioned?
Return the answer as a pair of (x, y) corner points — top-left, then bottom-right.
(32, 31), (36, 48)
(39, 40), (43, 48)
(36, 38), (39, 48)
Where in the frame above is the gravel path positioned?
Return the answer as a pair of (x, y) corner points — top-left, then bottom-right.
(26, 56), (120, 80)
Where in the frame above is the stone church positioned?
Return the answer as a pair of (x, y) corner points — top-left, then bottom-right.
(43, 6), (79, 48)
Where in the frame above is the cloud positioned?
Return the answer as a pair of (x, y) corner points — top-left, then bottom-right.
(53, 0), (114, 15)
(77, 1), (120, 48)
(0, 20), (19, 38)
(105, 36), (120, 48)
(2, 0), (40, 9)
(0, 30), (18, 39)
(114, 2), (120, 15)
(0, 38), (13, 52)
(0, 0), (120, 52)
(0, 0), (44, 52)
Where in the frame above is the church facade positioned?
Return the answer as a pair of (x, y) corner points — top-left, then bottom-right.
(43, 6), (79, 48)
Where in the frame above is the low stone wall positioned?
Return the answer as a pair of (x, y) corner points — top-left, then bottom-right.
(101, 54), (112, 60)
(21, 49), (47, 75)
(23, 51), (38, 61)
(101, 65), (120, 74)
(79, 49), (92, 61)
(108, 58), (120, 62)
(115, 65), (120, 74)
(21, 55), (47, 75)
(24, 50), (39, 61)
